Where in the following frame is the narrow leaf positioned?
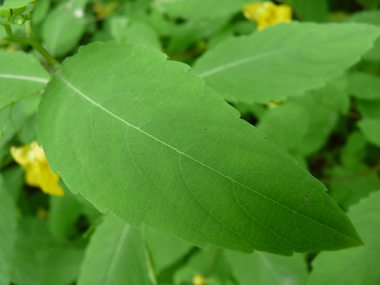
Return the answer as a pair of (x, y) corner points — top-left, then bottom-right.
(78, 214), (155, 285)
(192, 22), (380, 104)
(37, 41), (362, 255)
(0, 51), (50, 109)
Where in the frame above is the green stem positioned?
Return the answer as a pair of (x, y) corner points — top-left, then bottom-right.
(2, 21), (60, 70)
(3, 23), (13, 37)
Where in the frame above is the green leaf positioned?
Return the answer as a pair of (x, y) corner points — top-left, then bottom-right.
(42, 0), (88, 57)
(312, 77), (350, 115)
(1, 0), (33, 9)
(328, 163), (380, 211)
(10, 218), (84, 285)
(37, 41), (362, 255)
(0, 175), (18, 285)
(174, 247), (232, 285)
(48, 190), (83, 238)
(357, 118), (380, 146)
(78, 214), (155, 285)
(154, 0), (248, 20)
(349, 72), (380, 100)
(110, 18), (162, 52)
(291, 96), (339, 156)
(0, 51), (50, 110)
(308, 190), (380, 285)
(143, 225), (193, 274)
(31, 0), (51, 25)
(354, 0), (380, 9)
(192, 22), (380, 104)
(257, 102), (309, 152)
(346, 10), (380, 61)
(226, 251), (308, 285)
(286, 0), (328, 22)
(357, 99), (380, 119)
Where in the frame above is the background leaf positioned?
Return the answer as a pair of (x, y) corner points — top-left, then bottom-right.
(308, 190), (380, 285)
(0, 175), (18, 285)
(78, 214), (155, 285)
(0, 51), (50, 110)
(192, 22), (380, 104)
(42, 0), (88, 57)
(226, 250), (308, 285)
(37, 41), (362, 255)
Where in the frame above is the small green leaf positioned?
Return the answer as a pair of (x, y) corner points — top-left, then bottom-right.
(286, 0), (328, 22)
(143, 226), (193, 274)
(42, 0), (88, 57)
(0, 175), (18, 285)
(1, 0), (33, 9)
(48, 190), (83, 238)
(0, 51), (50, 110)
(110, 18), (162, 52)
(357, 118), (380, 146)
(349, 72), (380, 100)
(346, 10), (380, 61)
(78, 214), (155, 285)
(226, 250), (308, 285)
(257, 102), (309, 152)
(192, 22), (380, 104)
(308, 190), (380, 285)
(37, 41), (362, 255)
(154, 0), (249, 20)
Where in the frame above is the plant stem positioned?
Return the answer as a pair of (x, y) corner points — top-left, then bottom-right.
(3, 23), (13, 37)
(2, 21), (60, 70)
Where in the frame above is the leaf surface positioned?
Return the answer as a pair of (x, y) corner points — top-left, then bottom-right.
(0, 175), (18, 285)
(192, 22), (380, 104)
(308, 190), (380, 285)
(78, 214), (155, 285)
(42, 0), (88, 57)
(226, 250), (308, 285)
(0, 51), (50, 110)
(37, 41), (362, 255)
(154, 0), (249, 20)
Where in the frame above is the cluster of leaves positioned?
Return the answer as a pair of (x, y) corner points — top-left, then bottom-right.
(1, 0), (380, 284)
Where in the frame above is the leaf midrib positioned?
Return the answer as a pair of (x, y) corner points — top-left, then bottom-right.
(56, 72), (359, 245)
(104, 224), (130, 285)
(0, 74), (49, 83)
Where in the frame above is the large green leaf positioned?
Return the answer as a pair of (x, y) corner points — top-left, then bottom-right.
(0, 175), (18, 285)
(37, 41), (362, 255)
(0, 51), (50, 110)
(78, 214), (155, 285)
(308, 190), (380, 285)
(192, 22), (380, 104)
(226, 250), (308, 285)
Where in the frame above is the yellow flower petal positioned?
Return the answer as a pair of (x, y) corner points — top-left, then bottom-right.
(243, 1), (292, 30)
(11, 142), (64, 196)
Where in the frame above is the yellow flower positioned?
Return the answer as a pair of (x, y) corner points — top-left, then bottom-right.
(192, 274), (211, 285)
(93, 1), (118, 20)
(11, 141), (64, 196)
(243, 1), (292, 30)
